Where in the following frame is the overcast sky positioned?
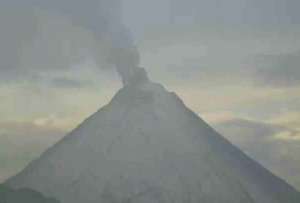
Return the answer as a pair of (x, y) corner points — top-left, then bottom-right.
(0, 0), (299, 129)
(0, 0), (300, 186)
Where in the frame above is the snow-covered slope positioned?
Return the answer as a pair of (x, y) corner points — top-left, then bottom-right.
(7, 70), (300, 203)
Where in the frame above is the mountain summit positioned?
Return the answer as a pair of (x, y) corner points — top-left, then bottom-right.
(7, 69), (300, 203)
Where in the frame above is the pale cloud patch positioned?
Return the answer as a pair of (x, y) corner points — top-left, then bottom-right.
(173, 84), (298, 116)
(0, 120), (65, 183)
(32, 113), (83, 131)
(268, 112), (300, 130)
(0, 121), (65, 138)
(201, 111), (237, 124)
(274, 130), (300, 141)
(213, 117), (300, 190)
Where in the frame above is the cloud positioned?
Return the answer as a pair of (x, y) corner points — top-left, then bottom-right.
(268, 112), (300, 131)
(201, 111), (236, 124)
(0, 121), (65, 138)
(50, 77), (89, 89)
(124, 0), (300, 36)
(213, 118), (300, 190)
(213, 117), (300, 143)
(1, 0), (300, 89)
(0, 1), (139, 85)
(0, 121), (65, 183)
(0, 6), (101, 82)
(251, 50), (300, 87)
(215, 118), (286, 138)
(274, 130), (300, 141)
(0, 6), (38, 78)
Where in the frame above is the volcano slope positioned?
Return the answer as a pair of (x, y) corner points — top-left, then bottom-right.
(6, 70), (300, 203)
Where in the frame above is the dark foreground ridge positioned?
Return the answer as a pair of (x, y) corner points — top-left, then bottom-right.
(6, 68), (300, 203)
(0, 184), (60, 203)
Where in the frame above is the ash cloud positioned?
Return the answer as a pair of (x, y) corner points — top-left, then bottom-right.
(0, 0), (140, 85)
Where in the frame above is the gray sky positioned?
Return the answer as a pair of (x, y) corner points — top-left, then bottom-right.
(0, 0), (299, 126)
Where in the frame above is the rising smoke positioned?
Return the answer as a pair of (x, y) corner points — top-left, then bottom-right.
(66, 0), (141, 85)
(1, 0), (141, 85)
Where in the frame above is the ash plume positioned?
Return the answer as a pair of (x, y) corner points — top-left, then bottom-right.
(1, 0), (141, 85)
(47, 0), (142, 85)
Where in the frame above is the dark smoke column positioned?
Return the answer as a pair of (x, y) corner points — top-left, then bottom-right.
(95, 0), (142, 85)
(35, 0), (142, 85)
(94, 0), (144, 86)
(107, 23), (141, 85)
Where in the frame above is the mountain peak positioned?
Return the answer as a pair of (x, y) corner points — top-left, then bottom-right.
(6, 75), (300, 203)
(124, 67), (150, 87)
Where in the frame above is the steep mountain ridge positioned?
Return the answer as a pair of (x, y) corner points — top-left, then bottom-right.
(6, 71), (300, 203)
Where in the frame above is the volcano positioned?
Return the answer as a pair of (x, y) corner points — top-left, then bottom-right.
(6, 69), (300, 203)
